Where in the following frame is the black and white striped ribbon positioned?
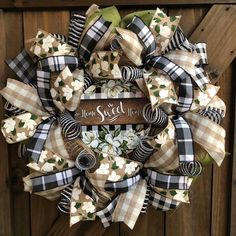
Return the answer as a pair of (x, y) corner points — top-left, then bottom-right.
(18, 142), (27, 158)
(143, 103), (168, 128)
(51, 33), (67, 43)
(176, 161), (202, 177)
(83, 71), (95, 92)
(120, 65), (143, 83)
(131, 139), (153, 163)
(4, 101), (25, 117)
(68, 14), (86, 48)
(58, 184), (73, 214)
(75, 150), (96, 170)
(110, 35), (122, 51)
(141, 185), (151, 213)
(199, 106), (224, 124)
(59, 110), (82, 140)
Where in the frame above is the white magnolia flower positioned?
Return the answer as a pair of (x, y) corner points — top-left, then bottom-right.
(207, 86), (217, 98)
(159, 25), (172, 38)
(198, 91), (210, 105)
(39, 150), (48, 163)
(23, 118), (37, 131)
(101, 61), (109, 71)
(67, 160), (75, 167)
(42, 36), (54, 51)
(62, 85), (73, 101)
(82, 201), (95, 213)
(98, 51), (106, 58)
(71, 201), (78, 214)
(108, 171), (121, 181)
(41, 162), (55, 172)
(72, 188), (82, 201)
(3, 118), (16, 133)
(105, 134), (120, 147)
(123, 129), (140, 149)
(85, 85), (96, 95)
(50, 88), (58, 98)
(96, 163), (110, 175)
(155, 133), (168, 145)
(54, 77), (62, 88)
(16, 132), (27, 141)
(159, 89), (169, 98)
(55, 43), (70, 55)
(82, 131), (99, 149)
(102, 80), (123, 97)
(27, 162), (41, 171)
(91, 63), (101, 77)
(100, 143), (121, 156)
(34, 45), (41, 55)
(71, 80), (83, 91)
(114, 156), (125, 169)
(160, 38), (169, 50)
(125, 162), (138, 175)
(70, 215), (80, 225)
(167, 127), (175, 140)
(159, 76), (171, 87)
(111, 64), (122, 78)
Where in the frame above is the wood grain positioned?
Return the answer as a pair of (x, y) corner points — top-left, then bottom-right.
(0, 0), (236, 8)
(190, 5), (236, 83)
(230, 61), (236, 236)
(0, 10), (13, 236)
(23, 10), (70, 236)
(165, 7), (212, 236)
(211, 66), (234, 236)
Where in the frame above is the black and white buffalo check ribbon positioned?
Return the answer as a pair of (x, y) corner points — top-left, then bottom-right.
(127, 16), (156, 64)
(96, 197), (118, 228)
(149, 190), (180, 211)
(145, 169), (189, 190)
(104, 173), (141, 193)
(6, 49), (37, 85)
(172, 115), (202, 176)
(24, 117), (56, 162)
(31, 167), (81, 192)
(127, 16), (194, 113)
(78, 16), (112, 61)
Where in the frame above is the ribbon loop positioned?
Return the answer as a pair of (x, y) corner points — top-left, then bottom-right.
(121, 65), (143, 83)
(75, 150), (96, 170)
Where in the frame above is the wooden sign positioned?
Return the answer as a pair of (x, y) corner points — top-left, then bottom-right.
(75, 98), (149, 125)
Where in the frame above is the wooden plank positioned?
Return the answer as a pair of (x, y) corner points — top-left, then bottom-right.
(190, 5), (236, 83)
(230, 62), (236, 236)
(0, 0), (14, 8)
(166, 7), (213, 236)
(0, 0), (236, 9)
(211, 66), (234, 236)
(23, 10), (70, 236)
(46, 215), (119, 236)
(0, 9), (13, 236)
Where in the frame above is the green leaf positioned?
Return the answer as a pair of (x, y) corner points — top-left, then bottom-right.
(153, 91), (160, 97)
(154, 17), (161, 23)
(158, 13), (165, 18)
(170, 16), (177, 22)
(38, 33), (44, 38)
(104, 55), (109, 61)
(48, 48), (52, 53)
(58, 159), (64, 165)
(59, 80), (65, 86)
(98, 130), (106, 140)
(112, 162), (119, 170)
(87, 212), (94, 218)
(38, 39), (43, 45)
(101, 126), (109, 134)
(47, 158), (56, 163)
(123, 174), (128, 180)
(160, 191), (167, 196)
(163, 22), (168, 26)
(150, 85), (158, 90)
(171, 25), (176, 32)
(164, 128), (169, 134)
(170, 190), (177, 196)
(11, 129), (16, 136)
(62, 97), (67, 104)
(75, 202), (81, 209)
(113, 128), (121, 138)
(31, 114), (38, 120)
(194, 99), (200, 104)
(155, 143), (161, 149)
(160, 85), (166, 88)
(18, 121), (25, 128)
(63, 163), (69, 169)
(99, 154), (104, 161)
(111, 53), (116, 61)
(92, 59), (96, 65)
(41, 54), (47, 57)
(155, 25), (160, 33)
(110, 63), (114, 70)
(52, 47), (58, 52)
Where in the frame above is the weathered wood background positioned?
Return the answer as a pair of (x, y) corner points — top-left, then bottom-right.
(0, 1), (235, 236)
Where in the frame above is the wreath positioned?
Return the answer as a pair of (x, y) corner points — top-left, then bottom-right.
(0, 4), (226, 229)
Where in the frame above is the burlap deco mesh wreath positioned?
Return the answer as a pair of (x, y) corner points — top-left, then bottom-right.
(0, 4), (226, 229)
